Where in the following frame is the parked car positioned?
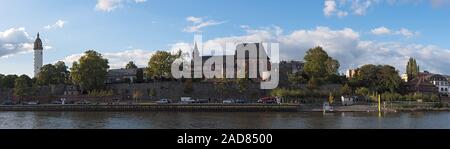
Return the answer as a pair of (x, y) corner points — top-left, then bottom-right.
(51, 100), (63, 105)
(257, 97), (278, 104)
(223, 99), (235, 104)
(2, 100), (14, 105)
(196, 99), (209, 103)
(76, 100), (90, 105)
(25, 101), (40, 105)
(157, 99), (173, 104)
(235, 99), (250, 104)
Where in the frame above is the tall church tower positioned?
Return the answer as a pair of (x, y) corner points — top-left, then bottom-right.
(33, 33), (43, 77)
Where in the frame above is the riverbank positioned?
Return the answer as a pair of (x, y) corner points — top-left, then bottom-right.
(298, 104), (450, 112)
(0, 104), (300, 112)
(0, 103), (448, 112)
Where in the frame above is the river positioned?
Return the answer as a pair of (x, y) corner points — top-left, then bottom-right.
(0, 111), (448, 129)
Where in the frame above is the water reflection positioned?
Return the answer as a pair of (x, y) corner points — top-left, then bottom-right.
(0, 112), (449, 129)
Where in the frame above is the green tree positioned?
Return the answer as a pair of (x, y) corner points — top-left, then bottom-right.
(125, 61), (138, 69)
(406, 57), (419, 81)
(341, 84), (352, 95)
(54, 61), (69, 84)
(304, 46), (340, 78)
(236, 78), (249, 93)
(70, 50), (110, 92)
(355, 87), (369, 96)
(1, 75), (18, 88)
(287, 72), (308, 86)
(136, 68), (144, 83)
(214, 78), (230, 99)
(307, 77), (319, 90)
(14, 77), (30, 100)
(19, 75), (32, 87)
(352, 64), (403, 93)
(37, 62), (69, 85)
(146, 50), (182, 79)
(37, 64), (58, 85)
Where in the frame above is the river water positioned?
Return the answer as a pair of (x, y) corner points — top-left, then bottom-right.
(0, 111), (448, 129)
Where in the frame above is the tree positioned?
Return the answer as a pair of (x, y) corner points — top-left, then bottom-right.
(287, 72), (308, 86)
(37, 62), (69, 85)
(236, 78), (249, 93)
(1, 75), (18, 88)
(355, 87), (369, 96)
(307, 77), (319, 90)
(304, 46), (340, 78)
(214, 78), (230, 99)
(183, 79), (194, 94)
(328, 92), (334, 104)
(146, 50), (182, 79)
(351, 64), (403, 93)
(14, 77), (30, 100)
(406, 57), (419, 81)
(54, 61), (69, 84)
(37, 64), (58, 85)
(136, 68), (144, 83)
(70, 50), (110, 92)
(125, 61), (138, 69)
(0, 74), (4, 88)
(19, 75), (32, 87)
(341, 84), (352, 96)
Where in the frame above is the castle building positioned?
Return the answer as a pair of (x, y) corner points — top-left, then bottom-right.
(190, 43), (272, 80)
(34, 33), (43, 77)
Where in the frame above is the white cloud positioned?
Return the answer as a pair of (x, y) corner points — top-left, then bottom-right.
(95, 0), (146, 12)
(324, 0), (349, 17)
(351, 0), (376, 15)
(134, 0), (147, 3)
(395, 28), (420, 38)
(44, 20), (67, 30)
(0, 27), (34, 58)
(371, 26), (391, 35)
(183, 16), (225, 33)
(61, 49), (154, 69)
(324, 0), (338, 16)
(325, 0), (450, 17)
(171, 26), (450, 74)
(371, 26), (419, 38)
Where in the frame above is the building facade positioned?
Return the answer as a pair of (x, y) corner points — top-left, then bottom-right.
(345, 69), (358, 78)
(425, 74), (450, 95)
(106, 68), (140, 84)
(407, 72), (450, 95)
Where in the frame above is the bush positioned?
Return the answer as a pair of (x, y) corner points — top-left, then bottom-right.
(381, 92), (403, 101)
(355, 87), (369, 96)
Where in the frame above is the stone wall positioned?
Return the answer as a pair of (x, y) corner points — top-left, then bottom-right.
(106, 81), (269, 102)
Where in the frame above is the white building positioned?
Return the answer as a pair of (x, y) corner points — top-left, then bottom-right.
(34, 33), (43, 77)
(423, 73), (450, 95)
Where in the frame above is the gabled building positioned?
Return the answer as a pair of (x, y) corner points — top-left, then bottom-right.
(191, 43), (272, 81)
(406, 77), (438, 95)
(106, 68), (142, 84)
(407, 71), (450, 95)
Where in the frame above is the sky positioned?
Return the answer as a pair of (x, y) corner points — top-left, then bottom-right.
(1, 0), (450, 77)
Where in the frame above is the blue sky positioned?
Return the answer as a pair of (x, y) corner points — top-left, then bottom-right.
(1, 0), (450, 77)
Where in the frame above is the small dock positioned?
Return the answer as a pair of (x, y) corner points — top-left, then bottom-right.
(0, 104), (300, 112)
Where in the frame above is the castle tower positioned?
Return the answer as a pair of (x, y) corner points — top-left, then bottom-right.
(33, 33), (43, 77)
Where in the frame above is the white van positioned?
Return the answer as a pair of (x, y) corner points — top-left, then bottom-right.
(180, 97), (196, 104)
